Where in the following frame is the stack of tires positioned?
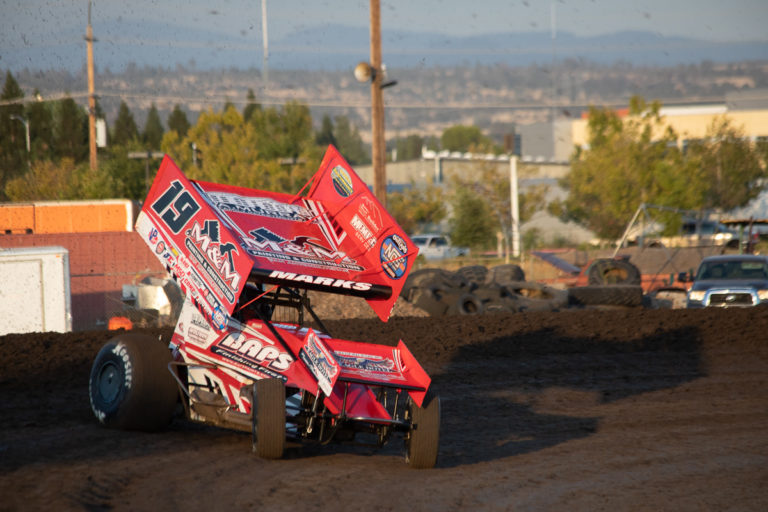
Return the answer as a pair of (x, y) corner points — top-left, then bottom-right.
(567, 258), (644, 308)
(401, 264), (568, 316)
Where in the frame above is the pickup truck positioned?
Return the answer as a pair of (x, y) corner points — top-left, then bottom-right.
(686, 254), (768, 308)
(411, 234), (470, 260)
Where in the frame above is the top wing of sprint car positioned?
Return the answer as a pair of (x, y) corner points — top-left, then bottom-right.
(135, 145), (417, 324)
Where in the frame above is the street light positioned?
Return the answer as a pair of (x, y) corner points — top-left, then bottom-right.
(9, 114), (30, 153)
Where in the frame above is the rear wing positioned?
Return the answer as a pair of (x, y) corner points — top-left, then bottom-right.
(135, 146), (417, 324)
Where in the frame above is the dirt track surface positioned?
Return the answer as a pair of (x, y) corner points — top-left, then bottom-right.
(2, 307), (768, 511)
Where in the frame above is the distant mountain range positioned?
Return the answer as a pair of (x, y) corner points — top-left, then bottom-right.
(3, 21), (767, 72)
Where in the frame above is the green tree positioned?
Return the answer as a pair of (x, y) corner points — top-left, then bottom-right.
(243, 89), (261, 123)
(112, 101), (139, 146)
(0, 71), (26, 197)
(441, 125), (494, 153)
(315, 114), (337, 148)
(4, 157), (116, 200)
(167, 104), (191, 136)
(27, 90), (54, 160)
(685, 116), (766, 212)
(162, 103), (318, 194)
(394, 134), (424, 161)
(449, 187), (497, 249)
(54, 96), (88, 162)
(563, 96), (697, 238)
(5, 158), (79, 200)
(387, 182), (446, 234)
(449, 161), (548, 253)
(101, 146), (149, 199)
(248, 100), (314, 161)
(143, 103), (164, 149)
(332, 115), (369, 165)
(563, 96), (768, 239)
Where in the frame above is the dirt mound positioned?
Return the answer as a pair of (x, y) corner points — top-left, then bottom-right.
(2, 308), (767, 510)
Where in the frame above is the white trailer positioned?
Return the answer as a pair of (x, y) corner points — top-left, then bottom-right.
(0, 246), (72, 334)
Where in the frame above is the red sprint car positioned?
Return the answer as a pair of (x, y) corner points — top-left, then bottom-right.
(89, 146), (440, 468)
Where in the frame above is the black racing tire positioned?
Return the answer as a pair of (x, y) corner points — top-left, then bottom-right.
(502, 281), (569, 308)
(568, 285), (644, 307)
(253, 378), (286, 460)
(401, 268), (461, 300)
(483, 297), (521, 313)
(447, 293), (484, 315)
(406, 391), (440, 469)
(486, 263), (526, 285)
(514, 296), (559, 312)
(587, 258), (641, 286)
(89, 332), (177, 431)
(473, 283), (506, 301)
(409, 287), (450, 316)
(454, 265), (488, 288)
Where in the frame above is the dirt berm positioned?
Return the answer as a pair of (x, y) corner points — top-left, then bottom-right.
(1, 307), (767, 510)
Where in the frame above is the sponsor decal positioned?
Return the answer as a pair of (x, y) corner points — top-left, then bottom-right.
(350, 214), (377, 249)
(111, 342), (134, 389)
(205, 191), (314, 222)
(211, 305), (227, 330)
(380, 234), (408, 280)
(268, 270), (373, 291)
(333, 350), (397, 374)
(149, 227), (159, 245)
(358, 197), (382, 233)
(331, 165), (354, 197)
(299, 330), (339, 396)
(176, 302), (215, 347)
(155, 240), (166, 255)
(191, 314), (211, 331)
(244, 227), (364, 272)
(185, 219), (240, 303)
(212, 331), (294, 372)
(187, 325), (209, 346)
(151, 180), (201, 234)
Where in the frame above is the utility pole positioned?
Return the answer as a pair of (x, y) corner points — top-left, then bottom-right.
(262, 0), (269, 91)
(86, 0), (98, 171)
(510, 156), (520, 259)
(370, 0), (386, 207)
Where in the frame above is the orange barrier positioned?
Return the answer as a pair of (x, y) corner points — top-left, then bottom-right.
(0, 200), (137, 234)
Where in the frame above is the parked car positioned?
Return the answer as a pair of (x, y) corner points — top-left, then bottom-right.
(632, 219), (745, 249)
(411, 234), (469, 260)
(686, 254), (768, 308)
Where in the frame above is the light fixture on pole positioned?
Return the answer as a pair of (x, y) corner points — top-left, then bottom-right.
(354, 61), (398, 89)
(354, 61), (375, 83)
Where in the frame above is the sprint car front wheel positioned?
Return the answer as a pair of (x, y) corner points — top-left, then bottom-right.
(89, 333), (177, 431)
(252, 378), (286, 459)
(405, 391), (440, 469)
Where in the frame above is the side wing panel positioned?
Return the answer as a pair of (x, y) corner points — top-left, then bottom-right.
(136, 157), (254, 325)
(307, 146), (419, 321)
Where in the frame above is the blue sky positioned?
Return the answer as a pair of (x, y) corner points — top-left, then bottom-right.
(1, 0), (767, 71)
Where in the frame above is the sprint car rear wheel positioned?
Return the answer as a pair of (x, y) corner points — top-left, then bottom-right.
(252, 378), (286, 460)
(89, 333), (177, 431)
(406, 391), (440, 469)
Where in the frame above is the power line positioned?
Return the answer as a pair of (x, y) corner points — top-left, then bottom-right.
(0, 89), (730, 111)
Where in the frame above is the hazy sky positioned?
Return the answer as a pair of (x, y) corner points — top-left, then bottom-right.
(2, 0), (767, 48)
